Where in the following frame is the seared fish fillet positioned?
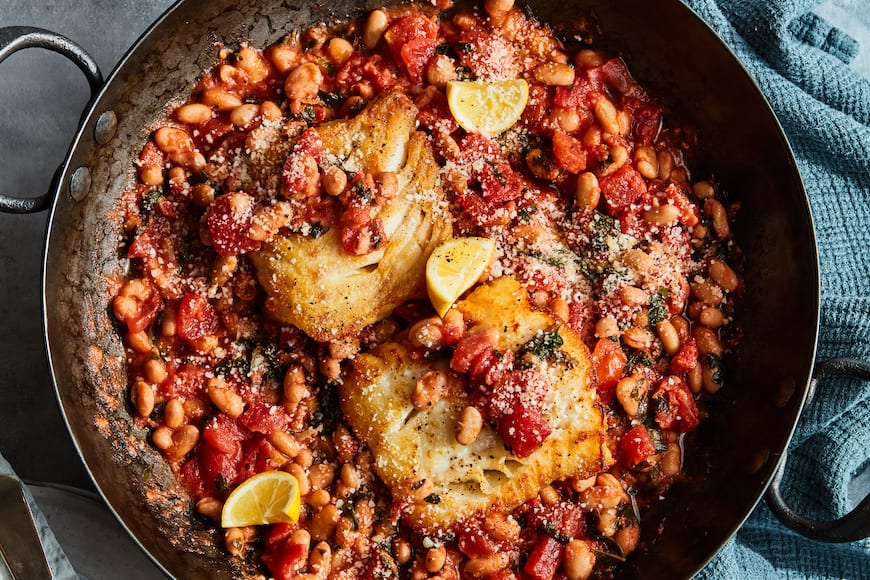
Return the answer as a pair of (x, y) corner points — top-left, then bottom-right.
(251, 92), (452, 341)
(342, 277), (612, 532)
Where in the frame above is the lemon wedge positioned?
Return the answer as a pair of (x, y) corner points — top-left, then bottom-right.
(221, 471), (301, 528)
(446, 79), (529, 138)
(426, 237), (496, 318)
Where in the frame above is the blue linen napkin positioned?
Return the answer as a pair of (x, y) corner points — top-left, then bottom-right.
(682, 0), (870, 578)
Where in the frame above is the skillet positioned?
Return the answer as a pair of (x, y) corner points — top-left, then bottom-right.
(0, 0), (868, 577)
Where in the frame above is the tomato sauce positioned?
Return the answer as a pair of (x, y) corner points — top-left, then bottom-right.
(111, 1), (742, 578)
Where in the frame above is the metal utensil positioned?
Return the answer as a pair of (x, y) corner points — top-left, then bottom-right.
(0, 474), (52, 579)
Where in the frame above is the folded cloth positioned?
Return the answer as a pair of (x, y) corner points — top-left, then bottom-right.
(0, 453), (79, 579)
(682, 0), (870, 578)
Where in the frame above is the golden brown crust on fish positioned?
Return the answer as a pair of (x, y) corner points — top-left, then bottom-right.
(341, 277), (612, 533)
(250, 92), (452, 341)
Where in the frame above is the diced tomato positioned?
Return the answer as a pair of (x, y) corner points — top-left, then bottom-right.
(340, 218), (386, 255)
(520, 84), (554, 134)
(478, 158), (522, 204)
(591, 338), (628, 390)
(202, 419), (242, 454)
(497, 400), (551, 458)
(552, 72), (602, 111)
(384, 15), (438, 84)
(524, 537), (563, 580)
(198, 437), (241, 497)
(235, 437), (278, 483)
(262, 529), (308, 580)
(400, 37), (436, 84)
(126, 284), (163, 334)
(653, 376), (700, 432)
(491, 370), (552, 458)
(551, 131), (587, 174)
(451, 332), (496, 374)
(138, 141), (165, 172)
(590, 58), (647, 101)
(522, 498), (585, 539)
(192, 115), (234, 151)
(334, 53), (402, 95)
(177, 457), (206, 498)
(175, 293), (217, 341)
(206, 192), (260, 256)
(265, 523), (296, 547)
(458, 521), (499, 558)
(669, 338), (698, 374)
(170, 364), (208, 399)
(620, 424), (657, 467)
(623, 97), (662, 146)
(469, 348), (514, 389)
(238, 401), (290, 434)
(598, 164), (647, 214)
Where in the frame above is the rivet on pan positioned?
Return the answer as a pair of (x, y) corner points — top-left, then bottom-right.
(70, 167), (92, 202)
(94, 110), (118, 145)
(774, 377), (796, 408)
(749, 448), (770, 474)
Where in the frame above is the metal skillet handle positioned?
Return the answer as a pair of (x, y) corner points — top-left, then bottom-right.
(0, 26), (103, 214)
(766, 357), (870, 542)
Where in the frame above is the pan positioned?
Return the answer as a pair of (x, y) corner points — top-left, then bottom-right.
(0, 0), (868, 577)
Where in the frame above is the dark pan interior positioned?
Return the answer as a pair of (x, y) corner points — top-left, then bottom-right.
(42, 0), (818, 578)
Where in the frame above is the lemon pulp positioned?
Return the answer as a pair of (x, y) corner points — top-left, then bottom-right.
(446, 79), (529, 138)
(426, 237), (496, 318)
(221, 471), (301, 528)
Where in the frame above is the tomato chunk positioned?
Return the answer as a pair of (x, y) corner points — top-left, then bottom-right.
(670, 337), (698, 374)
(524, 536), (563, 580)
(653, 376), (700, 432)
(452, 332), (496, 374)
(491, 370), (552, 458)
(551, 131), (588, 174)
(384, 14), (438, 84)
(620, 423), (657, 467)
(598, 164), (647, 214)
(176, 293), (217, 342)
(262, 528), (307, 580)
(591, 338), (628, 390)
(206, 192), (260, 256)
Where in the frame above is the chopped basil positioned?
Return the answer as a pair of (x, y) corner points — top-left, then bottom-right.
(215, 356), (250, 380)
(648, 427), (669, 452)
(319, 90), (344, 106)
(538, 520), (571, 545)
(148, 400), (166, 422)
(590, 531), (626, 563)
(307, 222), (329, 238)
(521, 330), (564, 361)
(648, 287), (671, 325)
(424, 493), (441, 504)
(215, 473), (229, 496)
(141, 188), (163, 215)
(486, 160), (508, 185)
(340, 502), (359, 530)
(625, 349), (653, 372)
(299, 105), (317, 123)
(589, 211), (620, 253)
(250, 342), (282, 382)
(705, 352), (720, 370)
(518, 205), (538, 221)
